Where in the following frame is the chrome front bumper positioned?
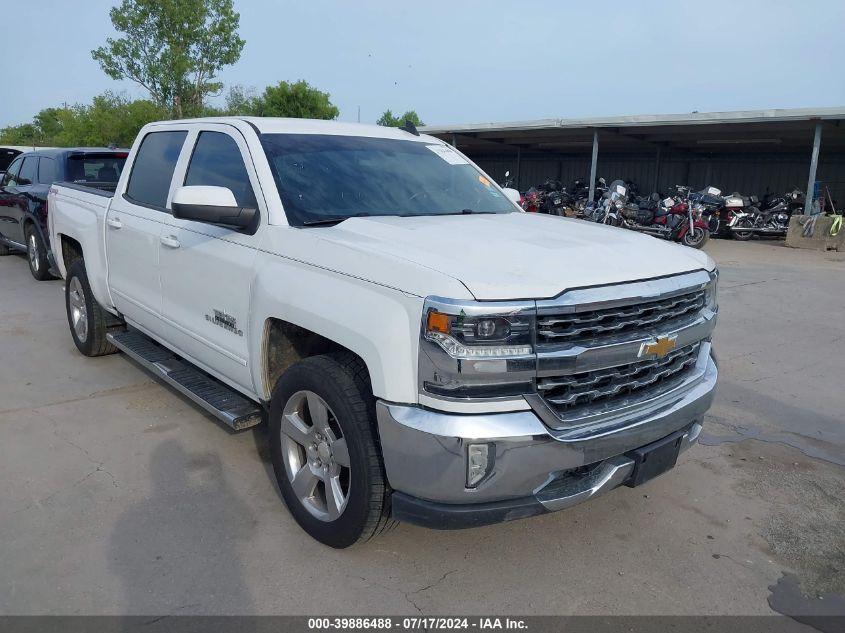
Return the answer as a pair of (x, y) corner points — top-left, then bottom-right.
(377, 352), (717, 529)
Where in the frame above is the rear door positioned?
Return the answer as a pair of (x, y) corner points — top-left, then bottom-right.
(158, 125), (262, 393)
(106, 129), (188, 334)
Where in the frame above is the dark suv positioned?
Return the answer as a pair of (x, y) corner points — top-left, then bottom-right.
(0, 148), (127, 280)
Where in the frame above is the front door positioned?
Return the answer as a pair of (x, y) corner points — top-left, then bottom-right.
(106, 129), (188, 334)
(158, 126), (262, 394)
(0, 156), (24, 246)
(0, 156), (38, 246)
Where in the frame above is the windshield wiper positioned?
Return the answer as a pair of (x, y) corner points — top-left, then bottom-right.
(302, 213), (373, 226)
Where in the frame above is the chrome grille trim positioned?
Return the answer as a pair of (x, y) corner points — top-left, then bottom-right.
(526, 342), (713, 431)
(537, 343), (700, 407)
(537, 291), (705, 343)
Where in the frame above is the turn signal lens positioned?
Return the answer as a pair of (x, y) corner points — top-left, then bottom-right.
(426, 310), (450, 334)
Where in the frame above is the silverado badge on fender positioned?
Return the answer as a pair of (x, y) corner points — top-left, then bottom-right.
(206, 309), (243, 337)
(639, 334), (677, 359)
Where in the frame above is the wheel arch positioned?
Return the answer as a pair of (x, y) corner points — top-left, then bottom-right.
(250, 266), (423, 405)
(261, 318), (363, 401)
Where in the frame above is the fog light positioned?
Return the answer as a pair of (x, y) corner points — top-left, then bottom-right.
(467, 443), (494, 488)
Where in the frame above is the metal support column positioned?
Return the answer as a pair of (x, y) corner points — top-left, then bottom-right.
(515, 147), (522, 190)
(451, 133), (457, 148)
(804, 122), (823, 215)
(588, 130), (599, 202)
(652, 146), (662, 193)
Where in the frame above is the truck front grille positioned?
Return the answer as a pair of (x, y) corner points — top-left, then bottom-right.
(537, 289), (705, 344)
(536, 342), (700, 416)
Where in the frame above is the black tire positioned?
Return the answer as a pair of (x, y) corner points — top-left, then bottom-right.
(732, 218), (754, 241)
(268, 353), (395, 548)
(682, 225), (709, 249)
(65, 259), (119, 356)
(25, 225), (54, 281)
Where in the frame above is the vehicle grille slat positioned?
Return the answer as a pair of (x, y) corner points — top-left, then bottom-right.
(538, 290), (705, 343)
(537, 343), (700, 410)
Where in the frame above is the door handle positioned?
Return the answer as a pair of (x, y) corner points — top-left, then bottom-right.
(160, 235), (180, 249)
(106, 217), (122, 229)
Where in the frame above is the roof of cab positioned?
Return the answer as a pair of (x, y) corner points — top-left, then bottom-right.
(149, 116), (439, 142)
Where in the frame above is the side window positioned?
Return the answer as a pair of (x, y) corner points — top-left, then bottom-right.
(1, 157), (23, 187)
(16, 157), (38, 186)
(126, 131), (188, 209)
(38, 157), (57, 185)
(184, 131), (257, 208)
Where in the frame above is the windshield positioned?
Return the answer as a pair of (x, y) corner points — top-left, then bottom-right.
(260, 134), (516, 226)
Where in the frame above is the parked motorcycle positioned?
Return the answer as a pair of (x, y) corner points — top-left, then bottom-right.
(689, 186), (725, 236)
(585, 180), (627, 225)
(520, 187), (542, 213)
(618, 185), (710, 248)
(730, 189), (803, 240)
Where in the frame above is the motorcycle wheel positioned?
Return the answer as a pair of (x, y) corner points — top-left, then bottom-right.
(732, 218), (754, 241)
(682, 226), (709, 249)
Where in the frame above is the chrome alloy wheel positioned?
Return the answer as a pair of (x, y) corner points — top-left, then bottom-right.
(68, 276), (88, 343)
(280, 390), (351, 521)
(28, 233), (39, 272)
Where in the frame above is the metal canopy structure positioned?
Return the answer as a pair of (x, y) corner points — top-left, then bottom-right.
(422, 107), (845, 213)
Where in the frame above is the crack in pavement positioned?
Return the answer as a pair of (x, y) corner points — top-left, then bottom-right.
(701, 418), (844, 467)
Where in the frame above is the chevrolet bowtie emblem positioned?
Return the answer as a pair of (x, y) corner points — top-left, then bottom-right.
(639, 334), (677, 359)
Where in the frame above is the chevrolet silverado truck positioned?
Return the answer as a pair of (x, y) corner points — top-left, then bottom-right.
(48, 117), (718, 548)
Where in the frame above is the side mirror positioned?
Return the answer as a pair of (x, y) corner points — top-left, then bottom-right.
(502, 187), (521, 204)
(171, 186), (255, 228)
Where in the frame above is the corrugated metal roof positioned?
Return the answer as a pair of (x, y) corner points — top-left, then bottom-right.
(421, 107), (845, 134)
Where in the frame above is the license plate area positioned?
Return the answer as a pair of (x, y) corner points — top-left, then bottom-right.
(624, 428), (687, 487)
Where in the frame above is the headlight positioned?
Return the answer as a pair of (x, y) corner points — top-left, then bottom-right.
(424, 308), (533, 358)
(419, 297), (536, 400)
(705, 270), (718, 311)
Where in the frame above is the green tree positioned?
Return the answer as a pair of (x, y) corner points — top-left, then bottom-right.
(0, 123), (41, 146)
(253, 80), (339, 119)
(91, 0), (245, 118)
(223, 84), (259, 115)
(376, 109), (424, 127)
(0, 93), (165, 148)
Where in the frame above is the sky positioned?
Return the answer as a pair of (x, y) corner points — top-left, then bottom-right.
(2, 0), (845, 128)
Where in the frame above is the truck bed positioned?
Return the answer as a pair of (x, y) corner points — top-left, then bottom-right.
(48, 182), (116, 313)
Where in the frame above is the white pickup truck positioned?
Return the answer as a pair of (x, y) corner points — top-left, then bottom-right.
(49, 117), (718, 548)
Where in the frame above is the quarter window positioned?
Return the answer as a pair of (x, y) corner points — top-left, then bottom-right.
(184, 131), (257, 208)
(126, 131), (188, 208)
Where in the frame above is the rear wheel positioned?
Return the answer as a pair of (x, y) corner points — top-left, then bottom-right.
(25, 225), (54, 281)
(732, 218), (754, 241)
(65, 259), (119, 356)
(268, 353), (395, 548)
(682, 225), (709, 249)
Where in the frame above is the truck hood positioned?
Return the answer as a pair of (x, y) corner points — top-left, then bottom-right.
(314, 212), (715, 300)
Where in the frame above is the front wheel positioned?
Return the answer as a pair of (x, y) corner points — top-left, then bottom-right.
(268, 353), (395, 548)
(682, 225), (710, 248)
(732, 218), (754, 241)
(26, 225), (54, 281)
